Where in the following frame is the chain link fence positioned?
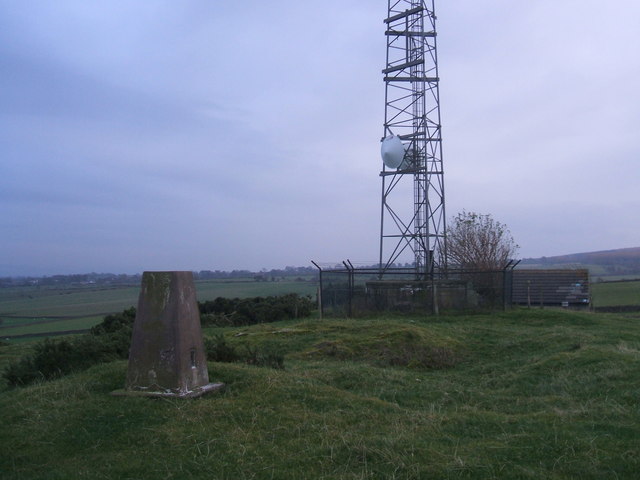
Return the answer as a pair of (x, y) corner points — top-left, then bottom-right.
(313, 264), (515, 318)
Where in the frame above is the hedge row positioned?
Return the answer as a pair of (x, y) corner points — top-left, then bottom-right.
(3, 294), (313, 387)
(199, 293), (314, 326)
(2, 308), (135, 386)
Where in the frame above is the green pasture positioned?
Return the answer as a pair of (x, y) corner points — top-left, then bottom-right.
(591, 280), (640, 307)
(0, 285), (140, 318)
(2, 309), (639, 478)
(0, 316), (104, 338)
(195, 278), (317, 300)
(0, 279), (318, 339)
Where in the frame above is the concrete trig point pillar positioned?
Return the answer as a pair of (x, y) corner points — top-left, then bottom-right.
(113, 271), (224, 398)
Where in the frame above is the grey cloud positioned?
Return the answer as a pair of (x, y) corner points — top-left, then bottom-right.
(1, 1), (639, 275)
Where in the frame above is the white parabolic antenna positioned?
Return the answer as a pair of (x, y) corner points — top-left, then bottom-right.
(380, 135), (405, 169)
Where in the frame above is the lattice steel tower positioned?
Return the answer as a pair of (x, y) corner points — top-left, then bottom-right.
(379, 0), (446, 279)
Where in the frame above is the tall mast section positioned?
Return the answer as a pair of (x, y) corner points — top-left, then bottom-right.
(379, 0), (447, 279)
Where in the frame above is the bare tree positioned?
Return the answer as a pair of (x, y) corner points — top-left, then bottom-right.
(447, 211), (519, 271)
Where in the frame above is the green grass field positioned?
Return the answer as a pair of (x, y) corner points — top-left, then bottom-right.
(0, 279), (317, 339)
(591, 280), (640, 308)
(1, 308), (639, 479)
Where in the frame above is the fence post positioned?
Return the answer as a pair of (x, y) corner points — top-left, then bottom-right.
(343, 261), (353, 318)
(311, 261), (323, 320)
(433, 281), (439, 315)
(502, 260), (519, 311)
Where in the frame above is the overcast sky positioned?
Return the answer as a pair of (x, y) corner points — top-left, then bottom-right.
(1, 1), (639, 276)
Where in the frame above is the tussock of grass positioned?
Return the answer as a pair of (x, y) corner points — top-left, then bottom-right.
(2, 309), (640, 479)
(290, 321), (461, 370)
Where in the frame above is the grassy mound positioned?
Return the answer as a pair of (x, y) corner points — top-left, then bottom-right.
(2, 309), (640, 479)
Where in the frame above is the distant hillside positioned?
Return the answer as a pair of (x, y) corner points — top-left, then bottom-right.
(519, 247), (640, 280)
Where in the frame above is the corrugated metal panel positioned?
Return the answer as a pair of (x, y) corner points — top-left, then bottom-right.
(512, 269), (590, 306)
